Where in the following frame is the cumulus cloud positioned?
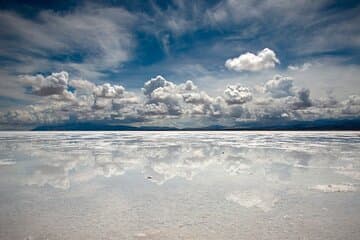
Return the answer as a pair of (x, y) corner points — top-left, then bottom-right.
(1, 71), (143, 125)
(225, 48), (279, 72)
(93, 83), (125, 98)
(69, 79), (96, 92)
(0, 71), (359, 128)
(182, 80), (198, 91)
(141, 75), (227, 117)
(224, 85), (252, 105)
(342, 95), (360, 115)
(20, 71), (76, 101)
(142, 75), (175, 96)
(264, 75), (294, 98)
(293, 88), (312, 109)
(0, 103), (72, 126)
(142, 75), (183, 116)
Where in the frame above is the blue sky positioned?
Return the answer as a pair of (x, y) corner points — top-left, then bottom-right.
(0, 0), (359, 129)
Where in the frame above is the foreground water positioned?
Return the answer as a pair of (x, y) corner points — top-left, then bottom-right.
(0, 131), (359, 239)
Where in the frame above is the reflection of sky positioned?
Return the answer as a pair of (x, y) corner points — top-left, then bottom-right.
(0, 131), (359, 239)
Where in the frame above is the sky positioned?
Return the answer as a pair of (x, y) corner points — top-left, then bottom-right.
(0, 0), (359, 129)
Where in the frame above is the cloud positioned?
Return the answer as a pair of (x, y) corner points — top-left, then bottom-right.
(142, 75), (183, 116)
(141, 75), (226, 117)
(20, 71), (76, 101)
(293, 88), (312, 109)
(206, 0), (326, 26)
(0, 5), (136, 79)
(142, 75), (176, 96)
(0, 1), (358, 120)
(0, 103), (72, 126)
(69, 79), (96, 92)
(224, 85), (252, 105)
(21, 71), (68, 96)
(93, 83), (125, 98)
(288, 63), (312, 72)
(206, 0), (360, 56)
(0, 71), (359, 128)
(0, 71), (142, 125)
(342, 95), (360, 115)
(264, 75), (295, 98)
(225, 48), (279, 72)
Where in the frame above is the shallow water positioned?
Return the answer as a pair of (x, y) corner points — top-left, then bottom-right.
(0, 131), (359, 239)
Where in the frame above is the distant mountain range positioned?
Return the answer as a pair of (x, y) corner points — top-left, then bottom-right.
(32, 118), (360, 131)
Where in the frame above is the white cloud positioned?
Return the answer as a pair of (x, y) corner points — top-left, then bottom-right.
(293, 88), (312, 109)
(69, 79), (96, 92)
(141, 75), (226, 117)
(20, 71), (69, 96)
(288, 63), (312, 72)
(0, 6), (136, 79)
(93, 83), (125, 98)
(225, 48), (279, 72)
(20, 71), (76, 101)
(206, 0), (360, 56)
(224, 85), (252, 105)
(264, 75), (294, 98)
(342, 95), (360, 115)
(142, 75), (175, 96)
(0, 71), (359, 128)
(182, 80), (198, 91)
(142, 76), (183, 116)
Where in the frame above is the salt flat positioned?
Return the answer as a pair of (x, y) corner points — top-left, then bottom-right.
(0, 131), (359, 239)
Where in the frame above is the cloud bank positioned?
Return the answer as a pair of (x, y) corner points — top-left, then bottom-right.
(0, 70), (359, 128)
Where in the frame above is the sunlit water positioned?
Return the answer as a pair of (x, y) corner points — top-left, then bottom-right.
(0, 131), (359, 240)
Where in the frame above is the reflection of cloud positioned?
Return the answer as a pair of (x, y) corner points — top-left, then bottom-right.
(226, 190), (279, 212)
(94, 154), (127, 178)
(142, 146), (214, 185)
(1, 132), (357, 192)
(0, 159), (15, 166)
(309, 184), (357, 193)
(27, 166), (70, 190)
(24, 150), (134, 190)
(336, 171), (360, 181)
(133, 229), (161, 239)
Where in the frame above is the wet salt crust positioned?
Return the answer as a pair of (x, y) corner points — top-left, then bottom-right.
(0, 131), (359, 239)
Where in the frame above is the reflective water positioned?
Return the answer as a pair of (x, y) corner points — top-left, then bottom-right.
(0, 131), (359, 239)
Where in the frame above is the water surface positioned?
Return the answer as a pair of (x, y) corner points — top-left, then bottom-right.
(0, 131), (359, 239)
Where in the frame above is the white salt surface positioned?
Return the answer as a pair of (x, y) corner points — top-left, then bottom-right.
(0, 131), (359, 239)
